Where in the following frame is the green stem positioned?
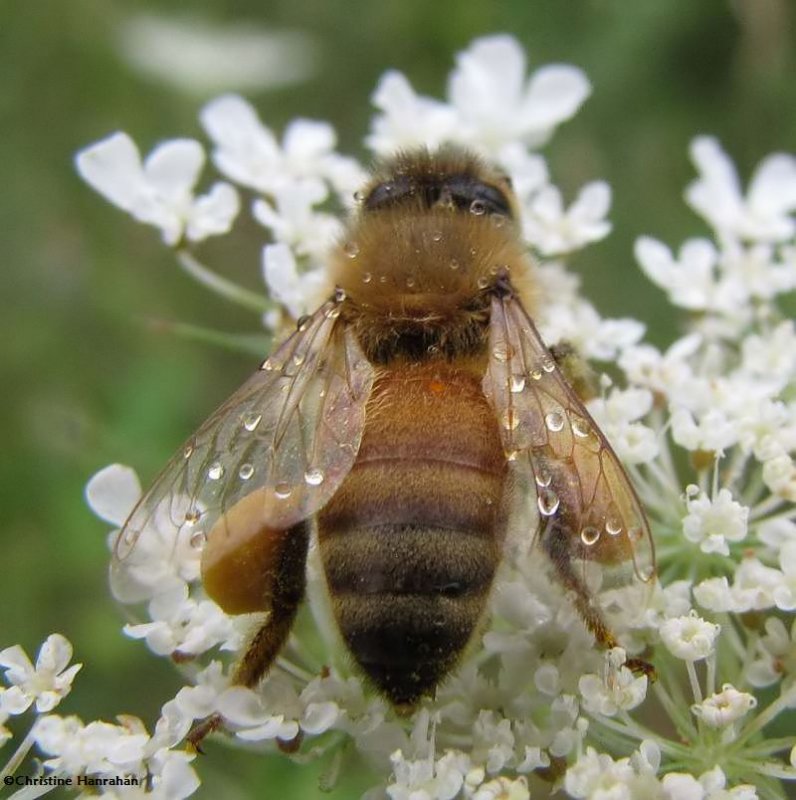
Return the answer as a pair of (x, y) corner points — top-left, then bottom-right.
(0, 729), (35, 783)
(176, 249), (272, 313)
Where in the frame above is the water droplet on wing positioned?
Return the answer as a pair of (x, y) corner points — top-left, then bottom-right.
(545, 411), (565, 432)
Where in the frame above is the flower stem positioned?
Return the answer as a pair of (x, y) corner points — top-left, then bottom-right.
(176, 249), (272, 313)
(0, 729), (35, 783)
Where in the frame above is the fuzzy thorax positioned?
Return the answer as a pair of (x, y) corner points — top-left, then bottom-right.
(329, 209), (535, 361)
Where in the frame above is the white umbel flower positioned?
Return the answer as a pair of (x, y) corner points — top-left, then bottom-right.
(691, 685), (757, 728)
(687, 136), (796, 244)
(682, 486), (749, 556)
(0, 634), (81, 713)
(75, 133), (239, 245)
(660, 613), (720, 661)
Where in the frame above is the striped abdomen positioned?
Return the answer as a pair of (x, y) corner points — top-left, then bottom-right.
(317, 360), (507, 706)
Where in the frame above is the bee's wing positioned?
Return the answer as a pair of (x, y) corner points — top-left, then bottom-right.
(482, 290), (654, 582)
(114, 297), (375, 566)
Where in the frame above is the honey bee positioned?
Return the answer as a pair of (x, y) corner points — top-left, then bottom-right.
(114, 147), (654, 722)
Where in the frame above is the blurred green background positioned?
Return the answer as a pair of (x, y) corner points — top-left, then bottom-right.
(1, 1), (794, 797)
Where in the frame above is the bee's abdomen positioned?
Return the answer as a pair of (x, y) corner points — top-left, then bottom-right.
(317, 362), (506, 706)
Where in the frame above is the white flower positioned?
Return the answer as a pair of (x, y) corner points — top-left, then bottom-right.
(34, 714), (149, 776)
(635, 236), (726, 311)
(564, 747), (638, 799)
(448, 35), (591, 152)
(746, 617), (795, 688)
(522, 181), (612, 256)
(661, 772), (706, 800)
(253, 177), (342, 259)
(471, 776), (530, 800)
(774, 539), (796, 610)
(387, 749), (471, 800)
(85, 464), (142, 528)
(119, 13), (316, 94)
(579, 650), (648, 716)
(123, 584), (237, 656)
(367, 71), (459, 154)
(588, 387), (659, 464)
(201, 95), (364, 198)
(660, 613), (720, 661)
(76, 132), (239, 245)
(682, 486), (749, 556)
(691, 685), (757, 728)
(86, 464), (201, 604)
(0, 634), (81, 713)
(686, 136), (796, 243)
(763, 454), (796, 502)
(368, 35), (590, 155)
(215, 675), (301, 743)
(695, 558), (786, 613)
(261, 243), (331, 323)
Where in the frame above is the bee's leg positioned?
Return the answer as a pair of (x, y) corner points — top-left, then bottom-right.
(548, 341), (599, 402)
(188, 520), (311, 750)
(232, 520), (311, 687)
(540, 522), (655, 679)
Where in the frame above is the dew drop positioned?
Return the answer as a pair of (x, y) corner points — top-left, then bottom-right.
(537, 489), (560, 516)
(239, 463), (254, 480)
(325, 306), (341, 319)
(492, 342), (514, 362)
(343, 241), (360, 259)
(243, 413), (262, 432)
(261, 357), (278, 371)
(208, 462), (224, 480)
(189, 530), (206, 549)
(581, 526), (601, 546)
(506, 450), (519, 462)
(470, 200), (486, 216)
(449, 258), (460, 271)
(605, 517), (623, 536)
(379, 275), (387, 284)
(353, 190), (363, 203)
(477, 276), (490, 289)
(334, 287), (347, 302)
(541, 357), (556, 373)
(535, 469), (552, 488)
(184, 510), (202, 526)
(502, 409), (519, 431)
(274, 482), (292, 499)
(406, 276), (416, 289)
(572, 417), (591, 438)
(431, 230), (443, 242)
(183, 442), (194, 459)
(362, 272), (372, 284)
(304, 467), (325, 486)
(545, 411), (565, 432)
(510, 375), (526, 393)
(530, 369), (542, 381)
(293, 353), (306, 367)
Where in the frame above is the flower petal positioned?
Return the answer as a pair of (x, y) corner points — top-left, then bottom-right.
(85, 464), (142, 526)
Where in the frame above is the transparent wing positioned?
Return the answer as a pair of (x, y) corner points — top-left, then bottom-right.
(113, 297), (375, 568)
(483, 290), (654, 582)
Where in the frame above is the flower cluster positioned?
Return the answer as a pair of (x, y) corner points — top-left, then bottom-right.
(42, 32), (796, 799)
(0, 635), (200, 799)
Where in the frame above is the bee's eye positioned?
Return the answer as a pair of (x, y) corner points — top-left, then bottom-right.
(443, 176), (513, 218)
(364, 177), (413, 211)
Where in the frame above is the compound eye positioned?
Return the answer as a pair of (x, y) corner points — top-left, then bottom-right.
(445, 176), (513, 218)
(364, 177), (413, 211)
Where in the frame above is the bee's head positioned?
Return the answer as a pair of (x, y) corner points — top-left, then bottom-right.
(360, 146), (517, 221)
